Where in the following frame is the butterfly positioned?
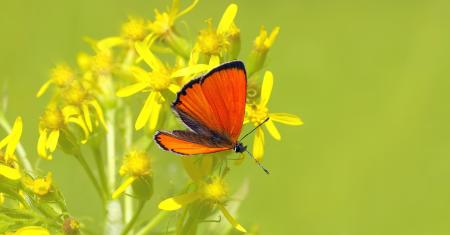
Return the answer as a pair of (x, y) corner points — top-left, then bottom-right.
(154, 61), (269, 174)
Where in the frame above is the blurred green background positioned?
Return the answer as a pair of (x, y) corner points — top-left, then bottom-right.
(2, 0), (450, 234)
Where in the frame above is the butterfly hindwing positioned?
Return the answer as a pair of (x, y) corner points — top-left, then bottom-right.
(172, 61), (247, 142)
(154, 131), (231, 155)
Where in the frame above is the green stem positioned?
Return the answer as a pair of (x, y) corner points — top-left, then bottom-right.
(92, 145), (109, 197)
(124, 107), (134, 224)
(106, 110), (116, 192)
(74, 152), (106, 203)
(121, 200), (146, 235)
(135, 210), (170, 235)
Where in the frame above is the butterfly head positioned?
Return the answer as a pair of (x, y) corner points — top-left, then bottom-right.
(233, 142), (247, 153)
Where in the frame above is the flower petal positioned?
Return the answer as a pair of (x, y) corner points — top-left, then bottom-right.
(209, 55), (220, 67)
(135, 93), (156, 130)
(158, 192), (201, 211)
(270, 113), (303, 126)
(243, 116), (249, 125)
(97, 37), (125, 51)
(62, 105), (80, 120)
(171, 64), (209, 78)
(112, 176), (136, 199)
(36, 81), (52, 98)
(37, 130), (49, 159)
(266, 27), (280, 48)
(135, 41), (164, 72)
(0, 165), (20, 180)
(217, 204), (247, 233)
(15, 226), (50, 235)
(217, 4), (238, 35)
(265, 119), (281, 140)
(82, 104), (93, 132)
(5, 117), (22, 159)
(148, 96), (162, 131)
(253, 128), (264, 161)
(89, 100), (108, 130)
(116, 82), (148, 97)
(260, 71), (273, 106)
(0, 135), (10, 149)
(168, 84), (180, 94)
(182, 157), (213, 182)
(46, 130), (59, 152)
(67, 117), (89, 143)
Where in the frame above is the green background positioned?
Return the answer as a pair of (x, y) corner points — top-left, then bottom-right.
(2, 0), (450, 234)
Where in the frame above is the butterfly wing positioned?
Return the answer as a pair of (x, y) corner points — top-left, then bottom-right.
(154, 131), (231, 155)
(172, 61), (247, 142)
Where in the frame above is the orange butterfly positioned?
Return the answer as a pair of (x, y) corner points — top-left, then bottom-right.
(154, 61), (269, 174)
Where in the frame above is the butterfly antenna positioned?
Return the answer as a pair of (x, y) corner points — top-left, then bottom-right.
(239, 117), (270, 142)
(245, 149), (270, 174)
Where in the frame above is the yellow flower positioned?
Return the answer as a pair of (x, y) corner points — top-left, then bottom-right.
(37, 64), (76, 97)
(37, 105), (89, 160)
(6, 226), (50, 235)
(195, 4), (238, 56)
(23, 172), (52, 196)
(116, 39), (180, 131)
(254, 26), (280, 52)
(244, 71), (303, 160)
(247, 26), (280, 76)
(112, 151), (151, 199)
(121, 16), (148, 41)
(158, 177), (247, 233)
(148, 0), (198, 36)
(0, 117), (22, 180)
(63, 82), (107, 132)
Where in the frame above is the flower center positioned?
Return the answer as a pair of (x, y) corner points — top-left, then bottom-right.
(63, 83), (88, 106)
(197, 22), (228, 55)
(122, 17), (147, 41)
(92, 52), (113, 75)
(148, 72), (172, 91)
(202, 178), (228, 203)
(51, 64), (75, 87)
(120, 151), (151, 177)
(248, 104), (268, 124)
(41, 108), (65, 130)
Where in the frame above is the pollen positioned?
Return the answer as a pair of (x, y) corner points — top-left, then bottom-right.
(197, 21), (228, 55)
(50, 64), (75, 87)
(41, 107), (65, 130)
(247, 104), (269, 125)
(202, 177), (228, 203)
(119, 151), (151, 177)
(121, 17), (147, 41)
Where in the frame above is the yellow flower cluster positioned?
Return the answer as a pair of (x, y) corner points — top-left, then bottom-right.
(0, 0), (303, 234)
